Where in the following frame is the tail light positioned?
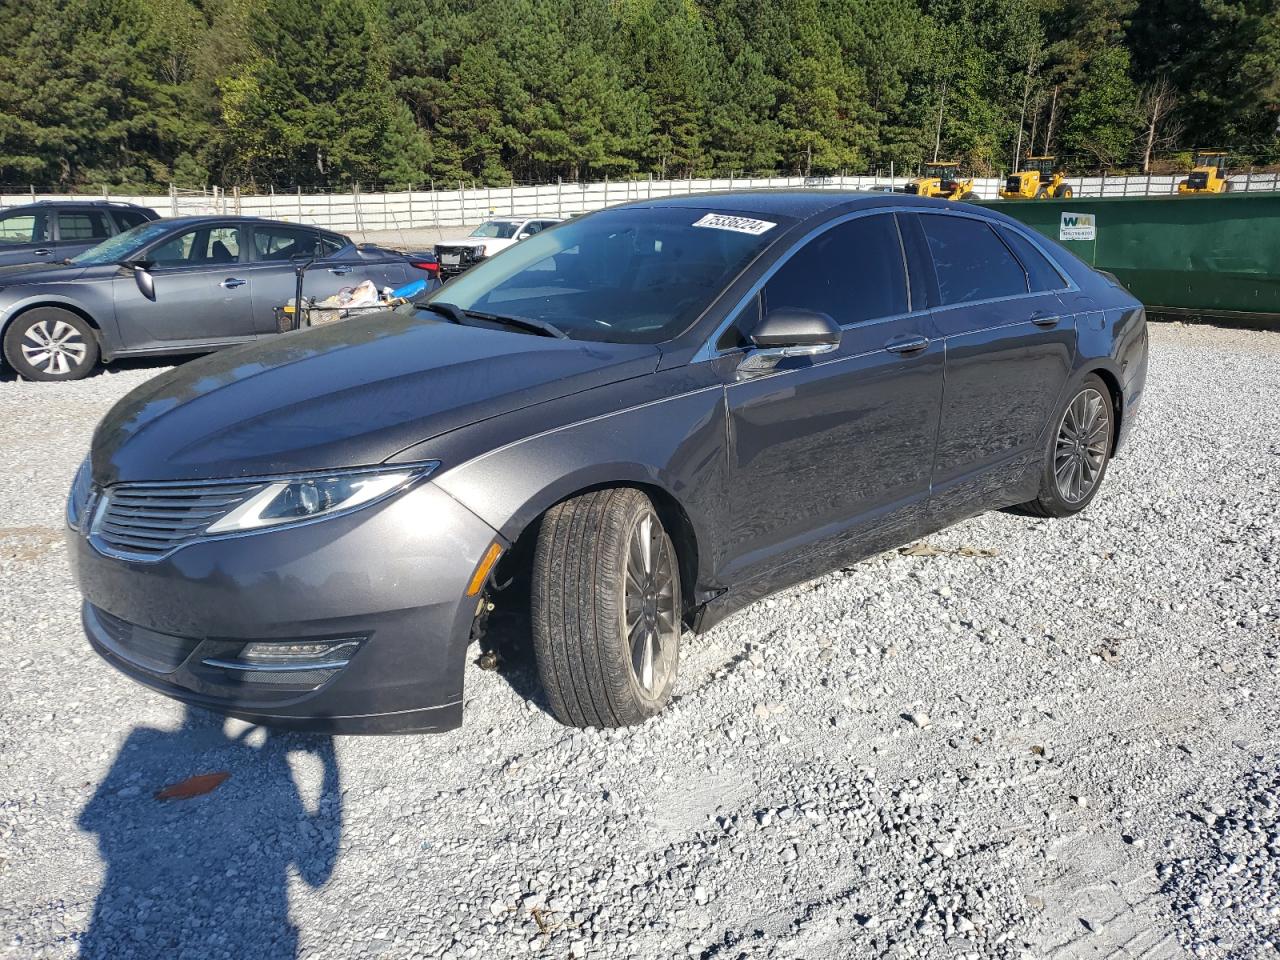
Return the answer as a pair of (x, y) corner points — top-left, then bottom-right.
(410, 260), (440, 275)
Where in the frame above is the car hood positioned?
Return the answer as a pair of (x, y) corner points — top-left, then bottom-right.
(437, 238), (492, 249)
(91, 311), (660, 485)
(0, 261), (99, 285)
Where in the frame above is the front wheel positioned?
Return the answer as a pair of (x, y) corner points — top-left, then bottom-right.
(1055, 184), (1074, 199)
(531, 488), (682, 728)
(3, 308), (100, 381)
(1020, 374), (1115, 517)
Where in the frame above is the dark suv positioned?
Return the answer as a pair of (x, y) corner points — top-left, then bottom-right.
(0, 201), (160, 267)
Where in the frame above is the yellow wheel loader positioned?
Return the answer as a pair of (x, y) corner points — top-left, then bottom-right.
(903, 162), (978, 200)
(999, 156), (1073, 199)
(1178, 151), (1231, 194)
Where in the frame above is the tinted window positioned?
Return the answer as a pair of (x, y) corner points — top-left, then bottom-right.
(763, 214), (908, 325)
(0, 211), (47, 245)
(319, 234), (346, 256)
(470, 220), (520, 239)
(253, 225), (319, 261)
(113, 208), (151, 231)
(57, 210), (110, 241)
(999, 226), (1067, 292)
(920, 215), (1028, 305)
(432, 206), (793, 343)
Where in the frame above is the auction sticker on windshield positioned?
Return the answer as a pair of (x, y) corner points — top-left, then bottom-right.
(692, 213), (777, 235)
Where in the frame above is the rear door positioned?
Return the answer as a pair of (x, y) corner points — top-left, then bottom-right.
(0, 209), (53, 266)
(53, 208), (113, 260)
(908, 212), (1076, 520)
(721, 212), (944, 586)
(112, 222), (258, 349)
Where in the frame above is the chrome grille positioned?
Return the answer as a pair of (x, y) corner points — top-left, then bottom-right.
(94, 480), (265, 557)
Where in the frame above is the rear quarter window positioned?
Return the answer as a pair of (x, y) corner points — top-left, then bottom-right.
(920, 214), (1028, 305)
(998, 226), (1069, 292)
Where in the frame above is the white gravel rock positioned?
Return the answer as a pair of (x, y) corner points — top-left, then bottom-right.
(0, 323), (1278, 959)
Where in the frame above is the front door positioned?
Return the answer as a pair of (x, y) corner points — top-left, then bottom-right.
(910, 213), (1077, 521)
(112, 223), (257, 350)
(720, 213), (944, 588)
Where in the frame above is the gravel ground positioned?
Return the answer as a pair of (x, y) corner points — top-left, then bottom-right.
(0, 322), (1277, 960)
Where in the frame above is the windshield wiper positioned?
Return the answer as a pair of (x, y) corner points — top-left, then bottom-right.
(420, 301), (467, 325)
(463, 310), (568, 339)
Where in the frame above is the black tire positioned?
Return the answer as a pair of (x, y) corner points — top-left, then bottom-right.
(1035, 186), (1050, 199)
(3, 307), (100, 381)
(1020, 374), (1115, 518)
(1055, 184), (1074, 198)
(531, 488), (682, 728)
(961, 191), (978, 200)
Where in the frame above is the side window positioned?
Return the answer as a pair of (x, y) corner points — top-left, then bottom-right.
(253, 225), (319, 261)
(763, 214), (908, 325)
(522, 221), (543, 236)
(206, 227), (241, 262)
(998, 226), (1068, 292)
(149, 226), (243, 266)
(318, 234), (345, 257)
(0, 212), (48, 245)
(920, 215), (1028, 305)
(57, 210), (111, 241)
(112, 209), (151, 231)
(149, 228), (201, 266)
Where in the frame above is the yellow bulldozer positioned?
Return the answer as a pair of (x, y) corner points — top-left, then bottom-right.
(903, 162), (978, 201)
(999, 156), (1073, 199)
(1178, 151), (1231, 194)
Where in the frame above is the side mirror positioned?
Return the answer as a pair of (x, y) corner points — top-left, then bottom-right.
(739, 308), (840, 376)
(132, 263), (156, 302)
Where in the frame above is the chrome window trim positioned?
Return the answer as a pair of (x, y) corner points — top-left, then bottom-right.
(692, 205), (1080, 363)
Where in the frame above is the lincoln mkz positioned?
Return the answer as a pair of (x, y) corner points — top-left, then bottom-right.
(68, 192), (1148, 733)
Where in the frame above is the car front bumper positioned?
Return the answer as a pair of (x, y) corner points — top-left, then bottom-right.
(69, 482), (501, 734)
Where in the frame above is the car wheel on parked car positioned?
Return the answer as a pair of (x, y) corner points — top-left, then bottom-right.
(531, 488), (682, 728)
(1022, 373), (1115, 517)
(4, 308), (99, 381)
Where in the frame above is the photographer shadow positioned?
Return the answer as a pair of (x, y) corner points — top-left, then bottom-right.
(77, 706), (341, 960)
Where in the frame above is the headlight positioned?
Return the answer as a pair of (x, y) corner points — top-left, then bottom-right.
(67, 455), (92, 530)
(205, 463), (437, 534)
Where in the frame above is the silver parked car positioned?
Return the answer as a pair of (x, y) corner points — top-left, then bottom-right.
(0, 216), (437, 380)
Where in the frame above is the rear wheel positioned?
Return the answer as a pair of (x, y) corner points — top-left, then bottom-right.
(531, 488), (682, 728)
(1035, 186), (1050, 199)
(1021, 374), (1115, 518)
(3, 307), (99, 381)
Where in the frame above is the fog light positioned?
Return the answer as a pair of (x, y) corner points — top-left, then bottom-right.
(238, 639), (363, 664)
(202, 638), (364, 677)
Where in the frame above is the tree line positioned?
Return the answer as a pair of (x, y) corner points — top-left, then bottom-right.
(1, 0), (1277, 191)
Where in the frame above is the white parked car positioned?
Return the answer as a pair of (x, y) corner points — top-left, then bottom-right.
(434, 217), (562, 278)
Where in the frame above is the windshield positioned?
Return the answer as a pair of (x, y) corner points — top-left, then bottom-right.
(1194, 154), (1225, 169)
(925, 165), (956, 179)
(470, 220), (521, 239)
(71, 221), (172, 265)
(427, 206), (792, 343)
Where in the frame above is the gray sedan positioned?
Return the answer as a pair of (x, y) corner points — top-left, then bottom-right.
(0, 216), (435, 380)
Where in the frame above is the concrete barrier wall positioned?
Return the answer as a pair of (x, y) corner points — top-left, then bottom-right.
(4, 172), (1277, 233)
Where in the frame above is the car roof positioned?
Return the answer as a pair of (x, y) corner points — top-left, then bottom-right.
(607, 189), (1015, 226)
(1, 200), (156, 212)
(145, 215), (347, 234)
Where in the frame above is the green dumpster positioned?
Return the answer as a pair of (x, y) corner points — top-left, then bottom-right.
(980, 192), (1280, 323)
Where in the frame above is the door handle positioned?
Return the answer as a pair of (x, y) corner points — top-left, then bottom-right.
(328, 266), (352, 276)
(1030, 311), (1059, 327)
(220, 277), (246, 289)
(33, 248), (52, 256)
(884, 334), (930, 355)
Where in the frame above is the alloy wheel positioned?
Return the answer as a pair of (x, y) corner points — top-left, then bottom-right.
(1054, 387), (1110, 504)
(623, 510), (678, 696)
(21, 319), (88, 376)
